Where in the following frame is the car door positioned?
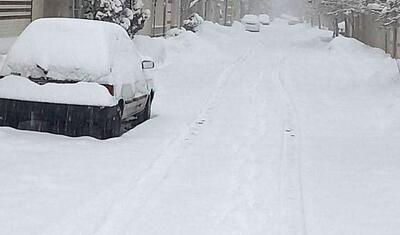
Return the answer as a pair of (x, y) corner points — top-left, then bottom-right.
(121, 84), (136, 119)
(132, 71), (150, 115)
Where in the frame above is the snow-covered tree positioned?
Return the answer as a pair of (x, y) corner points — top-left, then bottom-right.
(319, 0), (364, 17)
(378, 0), (400, 26)
(317, 0), (365, 37)
(82, 0), (150, 37)
(182, 13), (204, 32)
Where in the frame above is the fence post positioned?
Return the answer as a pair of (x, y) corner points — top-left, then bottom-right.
(351, 11), (355, 38)
(318, 14), (321, 29)
(393, 21), (398, 58)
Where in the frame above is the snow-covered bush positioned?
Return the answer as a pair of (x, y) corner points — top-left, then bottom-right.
(166, 27), (186, 38)
(82, 0), (150, 37)
(182, 13), (204, 32)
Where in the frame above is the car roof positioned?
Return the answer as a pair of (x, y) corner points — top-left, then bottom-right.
(242, 15), (259, 23)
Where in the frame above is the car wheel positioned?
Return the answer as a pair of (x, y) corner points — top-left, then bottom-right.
(105, 104), (123, 138)
(144, 96), (152, 121)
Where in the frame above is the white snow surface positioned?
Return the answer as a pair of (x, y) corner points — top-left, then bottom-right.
(0, 19), (400, 235)
(1, 18), (144, 86)
(0, 37), (15, 54)
(0, 37), (15, 70)
(133, 35), (166, 64)
(0, 55), (5, 70)
(0, 75), (116, 106)
(259, 14), (271, 24)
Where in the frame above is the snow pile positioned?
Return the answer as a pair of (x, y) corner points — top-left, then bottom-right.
(0, 75), (116, 106)
(165, 27), (186, 38)
(328, 36), (389, 62)
(0, 37), (15, 54)
(183, 13), (204, 32)
(0, 37), (16, 71)
(133, 20), (241, 67)
(259, 14), (271, 24)
(0, 55), (5, 70)
(241, 14), (258, 24)
(133, 35), (166, 64)
(329, 36), (371, 53)
(280, 14), (301, 22)
(1, 18), (143, 86)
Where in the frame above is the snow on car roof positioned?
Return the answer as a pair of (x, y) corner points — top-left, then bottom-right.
(242, 15), (259, 24)
(259, 14), (270, 20)
(1, 18), (139, 84)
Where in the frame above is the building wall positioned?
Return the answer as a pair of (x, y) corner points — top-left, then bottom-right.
(0, 0), (33, 37)
(204, 0), (241, 26)
(1, 0), (242, 38)
(205, 0), (223, 24)
(180, 0), (200, 24)
(170, 0), (179, 28)
(32, 0), (44, 20)
(140, 0), (173, 37)
(0, 19), (30, 37)
(43, 0), (72, 18)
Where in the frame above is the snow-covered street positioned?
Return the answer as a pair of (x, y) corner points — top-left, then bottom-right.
(1, 19), (400, 234)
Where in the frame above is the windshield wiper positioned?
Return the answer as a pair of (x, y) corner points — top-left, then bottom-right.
(36, 64), (49, 76)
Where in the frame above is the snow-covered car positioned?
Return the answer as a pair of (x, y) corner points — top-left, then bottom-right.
(288, 18), (303, 25)
(241, 15), (260, 32)
(259, 14), (271, 25)
(0, 18), (155, 139)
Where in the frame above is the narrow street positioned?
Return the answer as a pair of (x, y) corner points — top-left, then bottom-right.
(1, 19), (400, 235)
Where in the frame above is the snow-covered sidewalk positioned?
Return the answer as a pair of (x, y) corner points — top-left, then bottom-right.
(0, 20), (399, 235)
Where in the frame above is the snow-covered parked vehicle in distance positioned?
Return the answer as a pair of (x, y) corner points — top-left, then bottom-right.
(0, 18), (155, 139)
(241, 15), (260, 32)
(259, 14), (271, 25)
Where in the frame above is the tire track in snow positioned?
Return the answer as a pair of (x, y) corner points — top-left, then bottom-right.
(274, 57), (308, 235)
(93, 48), (254, 235)
(258, 38), (308, 234)
(211, 71), (269, 229)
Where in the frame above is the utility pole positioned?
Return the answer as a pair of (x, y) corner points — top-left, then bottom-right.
(162, 0), (167, 36)
(393, 20), (398, 58)
(152, 0), (157, 37)
(224, 0), (228, 25)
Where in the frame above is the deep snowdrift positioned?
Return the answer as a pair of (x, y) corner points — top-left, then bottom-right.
(0, 37), (14, 69)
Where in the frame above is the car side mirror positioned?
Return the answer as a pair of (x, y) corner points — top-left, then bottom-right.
(142, 60), (155, 70)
